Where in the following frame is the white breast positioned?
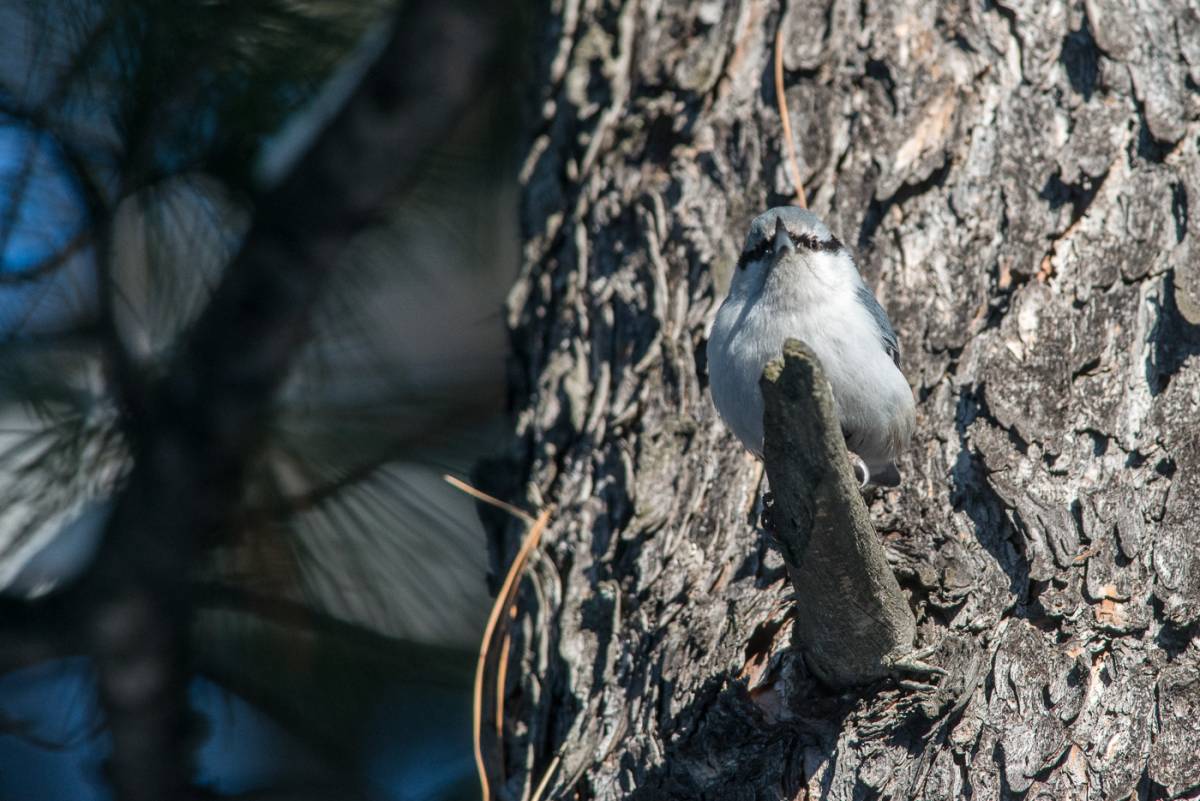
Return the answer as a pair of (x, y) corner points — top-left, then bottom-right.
(707, 252), (914, 470)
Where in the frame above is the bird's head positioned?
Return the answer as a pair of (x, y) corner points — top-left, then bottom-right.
(728, 206), (853, 301)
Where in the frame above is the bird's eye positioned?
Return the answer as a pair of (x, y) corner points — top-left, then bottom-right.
(737, 239), (770, 270)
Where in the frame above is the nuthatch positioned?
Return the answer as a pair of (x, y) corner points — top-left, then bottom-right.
(706, 207), (915, 486)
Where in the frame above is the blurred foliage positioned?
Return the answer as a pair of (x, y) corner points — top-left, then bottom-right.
(0, 0), (523, 797)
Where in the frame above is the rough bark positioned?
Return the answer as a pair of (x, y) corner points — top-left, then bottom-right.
(484, 1), (1200, 799)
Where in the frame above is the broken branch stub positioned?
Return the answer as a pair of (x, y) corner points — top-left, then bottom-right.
(760, 338), (916, 686)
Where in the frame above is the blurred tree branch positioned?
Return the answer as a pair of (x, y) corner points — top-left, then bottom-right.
(0, 4), (509, 800)
(0, 228), (91, 285)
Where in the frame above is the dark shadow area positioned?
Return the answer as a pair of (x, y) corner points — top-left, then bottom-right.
(949, 388), (1032, 602)
(1150, 595), (1200, 660)
(1059, 23), (1100, 100)
(1171, 182), (1188, 244)
(1039, 167), (1106, 224)
(857, 158), (953, 251)
(623, 657), (851, 801)
(619, 633), (964, 801)
(1133, 101), (1175, 163)
(1147, 270), (1200, 396)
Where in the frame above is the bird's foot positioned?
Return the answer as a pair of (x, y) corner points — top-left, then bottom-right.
(883, 644), (946, 691)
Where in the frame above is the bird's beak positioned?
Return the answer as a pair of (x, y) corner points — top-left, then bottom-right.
(772, 218), (794, 260)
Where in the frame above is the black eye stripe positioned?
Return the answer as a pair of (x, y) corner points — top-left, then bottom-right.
(737, 231), (843, 269)
(790, 232), (844, 252)
(736, 239), (771, 270)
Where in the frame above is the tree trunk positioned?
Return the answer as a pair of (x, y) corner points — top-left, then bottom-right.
(482, 0), (1200, 798)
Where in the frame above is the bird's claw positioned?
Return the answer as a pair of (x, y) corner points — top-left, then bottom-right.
(884, 644), (946, 681)
(850, 453), (870, 488)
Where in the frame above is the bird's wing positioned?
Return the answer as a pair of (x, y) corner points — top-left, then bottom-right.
(855, 285), (900, 367)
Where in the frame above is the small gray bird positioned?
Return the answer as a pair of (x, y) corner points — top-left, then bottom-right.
(706, 206), (915, 486)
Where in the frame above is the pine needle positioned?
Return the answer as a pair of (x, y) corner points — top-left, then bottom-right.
(774, 12), (807, 208)
(530, 754), (562, 801)
(495, 628), (511, 740)
(467, 495), (551, 801)
(444, 473), (535, 526)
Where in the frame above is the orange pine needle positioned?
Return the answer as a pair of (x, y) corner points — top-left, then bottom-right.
(774, 14), (807, 208)
(495, 632), (511, 740)
(472, 507), (551, 801)
(444, 473), (535, 525)
(530, 754), (563, 801)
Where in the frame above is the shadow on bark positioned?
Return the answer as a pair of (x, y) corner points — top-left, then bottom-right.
(949, 390), (1032, 601)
